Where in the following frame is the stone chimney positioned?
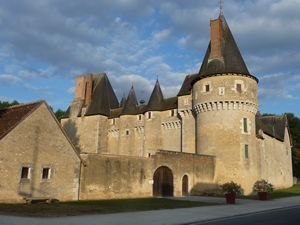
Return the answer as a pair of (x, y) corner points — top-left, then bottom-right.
(84, 74), (93, 106)
(209, 18), (223, 60)
(75, 75), (86, 99)
(74, 74), (93, 105)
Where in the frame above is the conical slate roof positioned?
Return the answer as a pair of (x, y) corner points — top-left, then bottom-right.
(198, 15), (257, 81)
(119, 96), (126, 108)
(85, 73), (119, 116)
(121, 86), (139, 115)
(146, 80), (164, 111)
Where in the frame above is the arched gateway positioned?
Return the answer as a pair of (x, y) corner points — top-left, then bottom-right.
(153, 166), (173, 196)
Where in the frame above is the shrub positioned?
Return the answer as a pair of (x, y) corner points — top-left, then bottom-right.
(221, 181), (243, 196)
(253, 179), (273, 193)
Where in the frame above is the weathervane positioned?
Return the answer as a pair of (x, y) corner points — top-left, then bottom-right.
(219, 0), (224, 15)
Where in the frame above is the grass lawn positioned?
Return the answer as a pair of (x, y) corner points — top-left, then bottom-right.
(234, 184), (300, 200)
(0, 198), (214, 217)
(192, 184), (300, 200)
(267, 184), (300, 199)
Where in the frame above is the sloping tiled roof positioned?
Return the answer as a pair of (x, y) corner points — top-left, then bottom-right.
(256, 115), (288, 142)
(0, 101), (42, 140)
(196, 15), (258, 83)
(85, 73), (119, 116)
(177, 73), (198, 96)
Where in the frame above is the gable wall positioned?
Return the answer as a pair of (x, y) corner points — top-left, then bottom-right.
(257, 128), (293, 189)
(0, 103), (80, 202)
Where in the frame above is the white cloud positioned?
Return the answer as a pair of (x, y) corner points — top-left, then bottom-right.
(153, 28), (172, 42)
(0, 74), (21, 84)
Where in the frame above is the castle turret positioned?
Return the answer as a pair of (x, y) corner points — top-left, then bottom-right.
(192, 15), (259, 193)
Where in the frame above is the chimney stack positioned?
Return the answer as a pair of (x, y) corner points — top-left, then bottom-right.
(209, 18), (223, 60)
(84, 74), (93, 106)
(75, 76), (86, 99)
(74, 74), (93, 106)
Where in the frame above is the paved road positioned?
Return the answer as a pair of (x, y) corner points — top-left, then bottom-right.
(187, 206), (300, 225)
(0, 196), (300, 225)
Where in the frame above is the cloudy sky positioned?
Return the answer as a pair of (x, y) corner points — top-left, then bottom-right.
(0, 0), (299, 116)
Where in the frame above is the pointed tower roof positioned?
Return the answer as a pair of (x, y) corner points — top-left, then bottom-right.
(146, 80), (164, 111)
(119, 96), (126, 108)
(121, 86), (139, 115)
(198, 15), (258, 82)
(85, 73), (119, 116)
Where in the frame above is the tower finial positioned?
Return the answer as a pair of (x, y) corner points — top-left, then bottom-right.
(219, 0), (224, 16)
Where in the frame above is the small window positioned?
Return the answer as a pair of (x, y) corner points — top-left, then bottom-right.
(138, 115), (142, 121)
(205, 84), (210, 92)
(236, 83), (242, 93)
(21, 167), (30, 179)
(126, 130), (130, 136)
(243, 118), (248, 133)
(147, 112), (152, 119)
(245, 144), (249, 159)
(42, 168), (51, 180)
(148, 153), (151, 158)
(112, 118), (116, 125)
(170, 109), (175, 117)
(219, 87), (225, 96)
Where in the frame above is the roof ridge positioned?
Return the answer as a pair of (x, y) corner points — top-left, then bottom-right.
(1, 100), (44, 110)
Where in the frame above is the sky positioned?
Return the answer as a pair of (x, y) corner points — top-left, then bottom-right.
(0, 0), (300, 116)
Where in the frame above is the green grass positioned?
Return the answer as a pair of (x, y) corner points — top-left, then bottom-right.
(0, 198), (214, 217)
(192, 184), (300, 200)
(267, 184), (300, 199)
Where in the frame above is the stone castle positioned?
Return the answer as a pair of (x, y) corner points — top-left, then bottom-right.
(60, 14), (293, 198)
(1, 14), (293, 203)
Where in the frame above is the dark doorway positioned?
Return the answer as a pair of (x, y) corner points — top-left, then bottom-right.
(153, 166), (173, 197)
(182, 175), (188, 196)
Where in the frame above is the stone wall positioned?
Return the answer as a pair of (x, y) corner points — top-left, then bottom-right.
(0, 103), (81, 203)
(258, 128), (293, 189)
(79, 151), (215, 199)
(62, 114), (108, 154)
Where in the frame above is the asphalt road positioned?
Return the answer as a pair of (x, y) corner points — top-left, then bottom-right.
(188, 206), (300, 225)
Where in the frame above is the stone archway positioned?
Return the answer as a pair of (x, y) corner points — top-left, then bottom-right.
(182, 175), (188, 196)
(153, 166), (173, 197)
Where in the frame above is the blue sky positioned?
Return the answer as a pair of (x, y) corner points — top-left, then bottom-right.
(0, 0), (300, 116)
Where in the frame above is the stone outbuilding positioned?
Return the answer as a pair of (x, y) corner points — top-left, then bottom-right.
(0, 101), (81, 203)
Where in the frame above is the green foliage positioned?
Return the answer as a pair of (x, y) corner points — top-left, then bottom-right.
(221, 181), (243, 196)
(286, 113), (300, 178)
(0, 100), (19, 109)
(54, 109), (66, 122)
(253, 179), (273, 193)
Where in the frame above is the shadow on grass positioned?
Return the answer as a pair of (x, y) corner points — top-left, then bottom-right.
(0, 198), (215, 217)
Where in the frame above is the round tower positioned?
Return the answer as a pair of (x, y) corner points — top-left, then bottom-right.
(192, 15), (259, 193)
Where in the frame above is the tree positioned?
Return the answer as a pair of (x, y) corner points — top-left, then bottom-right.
(54, 109), (66, 122)
(0, 100), (19, 109)
(286, 113), (300, 178)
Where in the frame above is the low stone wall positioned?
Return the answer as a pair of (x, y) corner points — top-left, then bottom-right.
(79, 151), (216, 199)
